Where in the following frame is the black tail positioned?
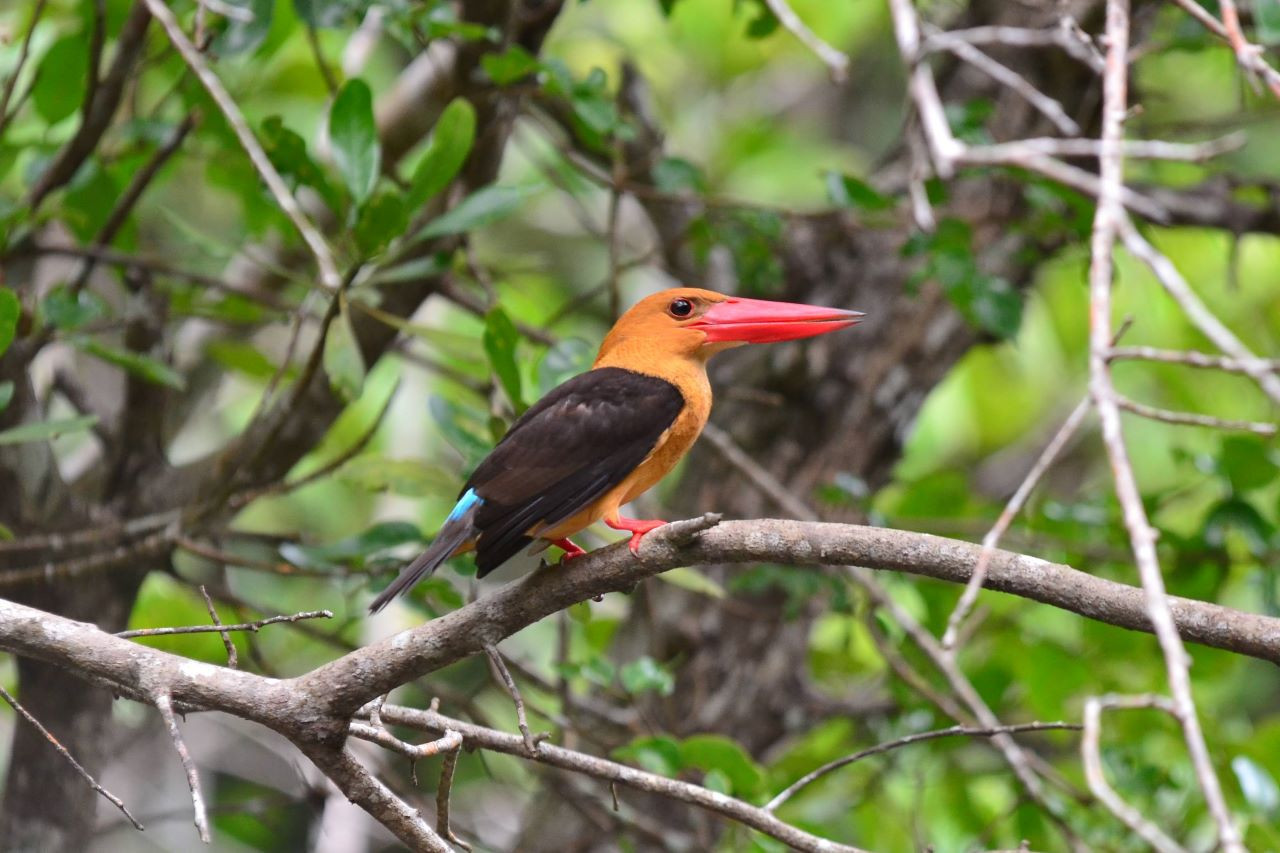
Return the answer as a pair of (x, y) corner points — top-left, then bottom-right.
(369, 513), (477, 613)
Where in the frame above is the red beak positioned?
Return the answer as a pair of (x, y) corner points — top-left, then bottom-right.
(693, 297), (864, 344)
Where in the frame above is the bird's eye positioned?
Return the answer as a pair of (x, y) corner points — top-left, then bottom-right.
(669, 298), (693, 318)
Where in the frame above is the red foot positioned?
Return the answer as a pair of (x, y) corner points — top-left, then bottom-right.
(604, 516), (668, 556)
(552, 538), (587, 561)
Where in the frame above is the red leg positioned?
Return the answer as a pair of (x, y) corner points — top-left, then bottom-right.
(551, 538), (587, 561)
(604, 516), (668, 556)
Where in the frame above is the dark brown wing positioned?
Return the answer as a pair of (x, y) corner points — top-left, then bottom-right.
(465, 367), (684, 576)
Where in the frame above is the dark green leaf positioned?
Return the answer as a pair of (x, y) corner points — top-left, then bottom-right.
(73, 339), (186, 390)
(407, 98), (477, 212)
(1257, 0), (1280, 44)
(0, 287), (18, 357)
(0, 415), (99, 446)
(429, 396), (493, 466)
(619, 656), (675, 696)
(329, 79), (381, 204)
(824, 171), (893, 211)
(678, 734), (764, 797)
(0, 381), (14, 413)
(34, 34), (90, 124)
(653, 157), (707, 194)
(482, 307), (523, 411)
(41, 286), (105, 330)
(369, 252), (456, 286)
(612, 737), (681, 776)
(354, 191), (408, 256)
(1217, 436), (1278, 493)
(323, 300), (366, 401)
(293, 0), (351, 29)
(1203, 498), (1272, 555)
(480, 45), (541, 85)
(214, 0), (274, 55)
(415, 185), (535, 241)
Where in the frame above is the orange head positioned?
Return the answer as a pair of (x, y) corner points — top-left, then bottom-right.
(596, 287), (863, 364)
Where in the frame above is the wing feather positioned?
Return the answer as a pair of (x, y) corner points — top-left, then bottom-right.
(464, 367), (684, 576)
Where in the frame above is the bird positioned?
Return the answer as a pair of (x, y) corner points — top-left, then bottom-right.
(369, 287), (863, 612)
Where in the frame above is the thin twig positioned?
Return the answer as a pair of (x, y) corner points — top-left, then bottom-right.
(1115, 395), (1276, 436)
(1081, 694), (1186, 853)
(1170, 0), (1280, 99)
(153, 691), (210, 843)
(484, 643), (545, 755)
(0, 0), (49, 136)
(1118, 218), (1280, 406)
(138, 0), (342, 291)
(921, 23), (1103, 72)
(197, 585), (237, 668)
(941, 396), (1092, 651)
(0, 683), (144, 831)
(379, 704), (870, 853)
(1109, 345), (1280, 374)
(930, 34), (1081, 136)
(436, 744), (470, 851)
(348, 721), (463, 761)
(765, 721), (1081, 812)
(116, 609), (333, 638)
(761, 0), (849, 83)
(1088, 4), (1242, 849)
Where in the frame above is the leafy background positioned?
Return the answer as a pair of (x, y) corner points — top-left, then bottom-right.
(1, 0), (1279, 850)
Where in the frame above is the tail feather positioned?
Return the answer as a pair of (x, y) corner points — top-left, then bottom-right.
(369, 492), (481, 613)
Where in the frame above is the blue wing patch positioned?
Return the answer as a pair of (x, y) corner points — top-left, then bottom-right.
(447, 488), (483, 521)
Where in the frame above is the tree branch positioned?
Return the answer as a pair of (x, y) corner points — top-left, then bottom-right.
(376, 703), (867, 853)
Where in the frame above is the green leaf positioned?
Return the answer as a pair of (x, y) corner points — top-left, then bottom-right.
(429, 396), (493, 466)
(658, 566), (726, 598)
(1257, 0), (1280, 44)
(824, 171), (893, 211)
(653, 157), (707, 194)
(280, 521), (423, 570)
(0, 415), (99, 446)
(354, 190), (408, 256)
(483, 307), (523, 411)
(0, 521), (12, 540)
(1203, 498), (1272, 556)
(1232, 755), (1280, 814)
(73, 339), (186, 390)
(0, 381), (13, 413)
(324, 300), (367, 401)
(407, 99), (477, 212)
(40, 286), (105, 331)
(619, 656), (676, 696)
(329, 79), (381, 204)
(34, 33), (90, 124)
(415, 185), (535, 241)
(206, 340), (279, 380)
(0, 287), (18, 357)
(480, 45), (541, 85)
(612, 736), (681, 776)
(214, 0), (274, 55)
(702, 768), (732, 795)
(293, 0), (350, 29)
(678, 734), (764, 797)
(1217, 436), (1278, 493)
